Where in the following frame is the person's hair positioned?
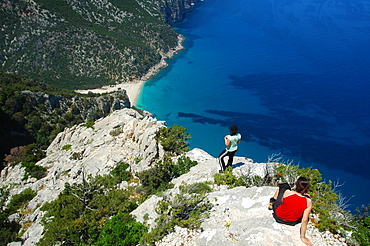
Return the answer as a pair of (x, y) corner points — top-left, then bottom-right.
(295, 177), (310, 194)
(229, 125), (238, 136)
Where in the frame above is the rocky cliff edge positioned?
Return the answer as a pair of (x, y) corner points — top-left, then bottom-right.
(1, 109), (346, 245)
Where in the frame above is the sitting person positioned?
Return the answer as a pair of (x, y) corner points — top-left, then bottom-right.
(270, 177), (313, 246)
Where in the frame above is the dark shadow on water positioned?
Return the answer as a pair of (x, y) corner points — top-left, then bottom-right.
(178, 107), (370, 179)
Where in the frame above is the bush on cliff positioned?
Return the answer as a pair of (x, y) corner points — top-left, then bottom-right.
(140, 183), (213, 245)
(137, 155), (198, 197)
(155, 125), (192, 155)
(38, 163), (143, 246)
(352, 205), (370, 245)
(95, 212), (148, 246)
(0, 187), (36, 246)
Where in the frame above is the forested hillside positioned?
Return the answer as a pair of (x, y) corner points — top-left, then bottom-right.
(0, 0), (197, 90)
(0, 0), (198, 170)
(0, 71), (130, 173)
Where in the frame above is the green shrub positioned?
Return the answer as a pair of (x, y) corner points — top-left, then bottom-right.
(61, 144), (72, 151)
(95, 212), (147, 246)
(6, 188), (36, 214)
(20, 144), (47, 180)
(0, 186), (22, 246)
(0, 220), (21, 246)
(184, 182), (213, 195)
(140, 184), (212, 245)
(137, 156), (198, 197)
(155, 125), (192, 155)
(39, 172), (138, 246)
(21, 161), (47, 180)
(111, 162), (131, 183)
(213, 167), (244, 188)
(352, 205), (370, 245)
(131, 106), (144, 116)
(171, 155), (198, 177)
(137, 157), (175, 196)
(109, 128), (123, 136)
(241, 175), (265, 187)
(70, 151), (84, 160)
(85, 118), (95, 128)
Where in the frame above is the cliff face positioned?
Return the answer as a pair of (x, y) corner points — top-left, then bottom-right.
(0, 88), (130, 164)
(0, 0), (199, 90)
(19, 90), (130, 120)
(0, 109), (346, 245)
(1, 108), (165, 245)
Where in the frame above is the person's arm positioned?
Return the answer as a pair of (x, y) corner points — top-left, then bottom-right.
(300, 199), (313, 246)
(273, 187), (279, 200)
(224, 135), (231, 147)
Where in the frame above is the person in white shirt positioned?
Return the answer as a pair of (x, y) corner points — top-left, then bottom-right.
(218, 125), (241, 172)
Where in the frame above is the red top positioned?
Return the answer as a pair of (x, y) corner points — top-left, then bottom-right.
(275, 194), (307, 221)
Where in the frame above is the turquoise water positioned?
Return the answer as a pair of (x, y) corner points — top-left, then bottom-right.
(137, 0), (370, 210)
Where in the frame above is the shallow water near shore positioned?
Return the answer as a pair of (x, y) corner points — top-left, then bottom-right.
(137, 0), (370, 210)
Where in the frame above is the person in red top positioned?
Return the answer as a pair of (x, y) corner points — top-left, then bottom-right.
(270, 177), (313, 246)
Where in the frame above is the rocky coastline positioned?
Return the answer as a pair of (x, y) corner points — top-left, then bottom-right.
(75, 35), (185, 106)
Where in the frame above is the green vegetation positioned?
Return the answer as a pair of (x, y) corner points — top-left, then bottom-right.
(38, 160), (210, 246)
(155, 125), (192, 155)
(0, 71), (128, 178)
(5, 188), (36, 213)
(110, 127), (123, 136)
(137, 155), (198, 198)
(61, 144), (72, 151)
(95, 212), (147, 246)
(1, 0), (179, 90)
(0, 72), (77, 165)
(110, 162), (131, 183)
(136, 125), (195, 197)
(0, 187), (36, 246)
(38, 163), (142, 246)
(35, 124), (202, 245)
(140, 183), (213, 245)
(353, 205), (370, 245)
(84, 118), (95, 128)
(214, 166), (244, 188)
(20, 144), (47, 180)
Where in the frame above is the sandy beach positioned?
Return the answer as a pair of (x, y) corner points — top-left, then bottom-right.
(75, 80), (145, 106)
(75, 59), (167, 106)
(75, 35), (184, 106)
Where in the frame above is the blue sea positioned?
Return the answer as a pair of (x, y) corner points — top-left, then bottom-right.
(137, 0), (370, 211)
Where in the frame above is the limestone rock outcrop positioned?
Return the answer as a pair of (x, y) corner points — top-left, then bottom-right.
(1, 109), (347, 245)
(20, 90), (130, 120)
(1, 108), (165, 245)
(132, 149), (347, 246)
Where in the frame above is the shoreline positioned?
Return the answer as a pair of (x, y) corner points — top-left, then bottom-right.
(75, 35), (185, 106)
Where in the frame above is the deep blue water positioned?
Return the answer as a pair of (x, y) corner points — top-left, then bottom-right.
(137, 0), (370, 210)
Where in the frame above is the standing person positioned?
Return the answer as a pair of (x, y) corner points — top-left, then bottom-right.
(218, 125), (241, 172)
(270, 177), (313, 246)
